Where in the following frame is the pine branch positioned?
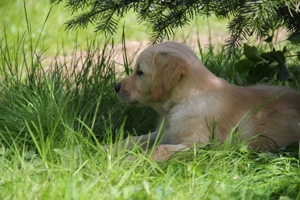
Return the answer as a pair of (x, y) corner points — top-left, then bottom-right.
(225, 15), (252, 52)
(50, 0), (300, 53)
(277, 1), (300, 34)
(65, 10), (98, 31)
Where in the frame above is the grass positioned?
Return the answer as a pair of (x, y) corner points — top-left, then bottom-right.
(0, 0), (149, 57)
(0, 1), (300, 200)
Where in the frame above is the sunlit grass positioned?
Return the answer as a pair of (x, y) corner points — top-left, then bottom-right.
(1, 31), (299, 200)
(0, 0), (150, 56)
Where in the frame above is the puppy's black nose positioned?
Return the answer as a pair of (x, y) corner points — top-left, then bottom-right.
(114, 83), (121, 93)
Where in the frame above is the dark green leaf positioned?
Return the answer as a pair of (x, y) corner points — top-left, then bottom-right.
(260, 51), (277, 63)
(264, 35), (273, 43)
(234, 59), (252, 74)
(243, 44), (263, 63)
(274, 50), (286, 64)
(278, 64), (292, 80)
(260, 49), (285, 64)
(287, 34), (300, 45)
(282, 46), (287, 54)
(297, 51), (300, 60)
(247, 62), (275, 83)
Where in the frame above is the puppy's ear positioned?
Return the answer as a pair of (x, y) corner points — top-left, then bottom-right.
(151, 51), (187, 100)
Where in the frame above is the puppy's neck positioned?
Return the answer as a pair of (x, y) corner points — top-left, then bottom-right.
(171, 63), (230, 99)
(150, 63), (236, 116)
(158, 79), (230, 115)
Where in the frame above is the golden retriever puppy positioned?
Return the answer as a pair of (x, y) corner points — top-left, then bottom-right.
(114, 41), (300, 161)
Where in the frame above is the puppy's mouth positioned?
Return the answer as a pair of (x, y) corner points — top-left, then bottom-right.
(128, 100), (139, 106)
(117, 90), (139, 105)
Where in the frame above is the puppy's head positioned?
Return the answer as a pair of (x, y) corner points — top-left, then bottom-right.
(115, 42), (196, 106)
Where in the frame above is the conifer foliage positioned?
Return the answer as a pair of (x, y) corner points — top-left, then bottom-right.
(50, 0), (300, 50)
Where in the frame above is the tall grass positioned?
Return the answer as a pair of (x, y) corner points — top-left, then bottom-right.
(0, 2), (299, 200)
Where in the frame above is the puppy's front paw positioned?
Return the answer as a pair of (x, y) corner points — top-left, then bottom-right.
(151, 144), (187, 162)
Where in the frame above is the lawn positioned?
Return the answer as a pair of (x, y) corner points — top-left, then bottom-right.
(0, 0), (299, 199)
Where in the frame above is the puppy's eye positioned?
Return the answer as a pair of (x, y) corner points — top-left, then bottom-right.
(136, 70), (143, 76)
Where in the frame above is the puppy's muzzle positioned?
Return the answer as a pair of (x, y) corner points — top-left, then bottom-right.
(114, 82), (135, 104)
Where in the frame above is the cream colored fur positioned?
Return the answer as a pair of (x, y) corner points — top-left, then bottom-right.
(114, 42), (300, 161)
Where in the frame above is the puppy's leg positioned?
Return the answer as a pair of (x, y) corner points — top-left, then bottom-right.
(121, 131), (159, 150)
(106, 131), (159, 153)
(151, 144), (187, 162)
(106, 132), (188, 162)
